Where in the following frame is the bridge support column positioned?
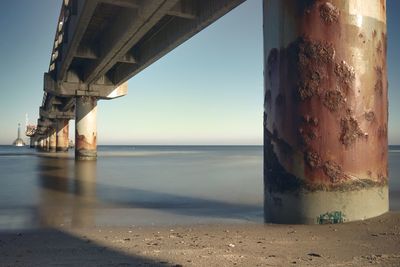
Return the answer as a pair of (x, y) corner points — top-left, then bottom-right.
(38, 139), (44, 150)
(49, 128), (57, 152)
(43, 138), (46, 151)
(56, 119), (69, 152)
(45, 136), (50, 151)
(29, 137), (35, 148)
(263, 0), (388, 223)
(75, 96), (97, 160)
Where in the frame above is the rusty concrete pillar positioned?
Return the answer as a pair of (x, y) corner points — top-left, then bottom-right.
(75, 96), (97, 160)
(263, 0), (388, 223)
(42, 139), (46, 151)
(45, 135), (50, 151)
(38, 139), (44, 150)
(56, 119), (69, 152)
(29, 137), (35, 148)
(49, 128), (57, 152)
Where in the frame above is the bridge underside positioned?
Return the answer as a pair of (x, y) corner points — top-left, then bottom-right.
(30, 0), (389, 224)
(35, 0), (245, 159)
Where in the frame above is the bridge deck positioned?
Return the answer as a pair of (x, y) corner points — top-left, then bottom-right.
(35, 0), (245, 140)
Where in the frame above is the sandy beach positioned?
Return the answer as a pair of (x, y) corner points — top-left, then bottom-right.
(0, 212), (399, 266)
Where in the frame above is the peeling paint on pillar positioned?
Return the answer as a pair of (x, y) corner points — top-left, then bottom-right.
(75, 96), (97, 160)
(263, 0), (388, 223)
(56, 119), (69, 152)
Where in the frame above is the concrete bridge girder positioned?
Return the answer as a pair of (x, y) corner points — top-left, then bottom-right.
(44, 72), (128, 100)
(37, 118), (52, 128)
(39, 106), (74, 120)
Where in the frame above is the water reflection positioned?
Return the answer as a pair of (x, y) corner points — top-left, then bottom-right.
(34, 154), (263, 227)
(37, 157), (97, 227)
(72, 161), (96, 227)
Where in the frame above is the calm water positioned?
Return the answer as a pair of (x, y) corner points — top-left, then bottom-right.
(0, 145), (399, 230)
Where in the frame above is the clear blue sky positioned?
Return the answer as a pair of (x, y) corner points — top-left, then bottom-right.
(0, 0), (398, 145)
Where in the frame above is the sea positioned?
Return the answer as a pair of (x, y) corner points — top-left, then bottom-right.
(0, 145), (399, 230)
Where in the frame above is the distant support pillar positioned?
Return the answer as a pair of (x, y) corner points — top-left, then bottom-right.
(75, 96), (97, 160)
(263, 0), (388, 223)
(49, 128), (57, 152)
(30, 137), (35, 148)
(45, 136), (50, 151)
(56, 119), (69, 152)
(38, 139), (44, 150)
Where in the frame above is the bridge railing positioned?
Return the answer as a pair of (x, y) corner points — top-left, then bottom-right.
(25, 125), (37, 137)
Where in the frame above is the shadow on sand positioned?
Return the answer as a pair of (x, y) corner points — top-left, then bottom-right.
(0, 228), (176, 266)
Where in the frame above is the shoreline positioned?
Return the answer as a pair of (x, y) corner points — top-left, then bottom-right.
(1, 212), (399, 266)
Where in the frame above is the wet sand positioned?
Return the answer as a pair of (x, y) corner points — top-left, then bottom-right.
(1, 212), (399, 266)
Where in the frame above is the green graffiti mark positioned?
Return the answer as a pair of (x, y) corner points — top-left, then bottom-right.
(317, 211), (345, 224)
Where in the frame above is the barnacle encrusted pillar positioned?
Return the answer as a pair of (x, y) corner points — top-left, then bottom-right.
(75, 96), (97, 160)
(263, 0), (388, 223)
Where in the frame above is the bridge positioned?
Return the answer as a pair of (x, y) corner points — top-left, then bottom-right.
(30, 0), (244, 159)
(28, 0), (389, 224)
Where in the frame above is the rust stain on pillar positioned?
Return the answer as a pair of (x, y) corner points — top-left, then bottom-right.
(56, 119), (69, 152)
(76, 132), (97, 150)
(264, 0), (388, 223)
(75, 96), (97, 160)
(49, 128), (57, 152)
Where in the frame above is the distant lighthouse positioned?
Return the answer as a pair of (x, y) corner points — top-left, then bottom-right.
(13, 124), (26, 147)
